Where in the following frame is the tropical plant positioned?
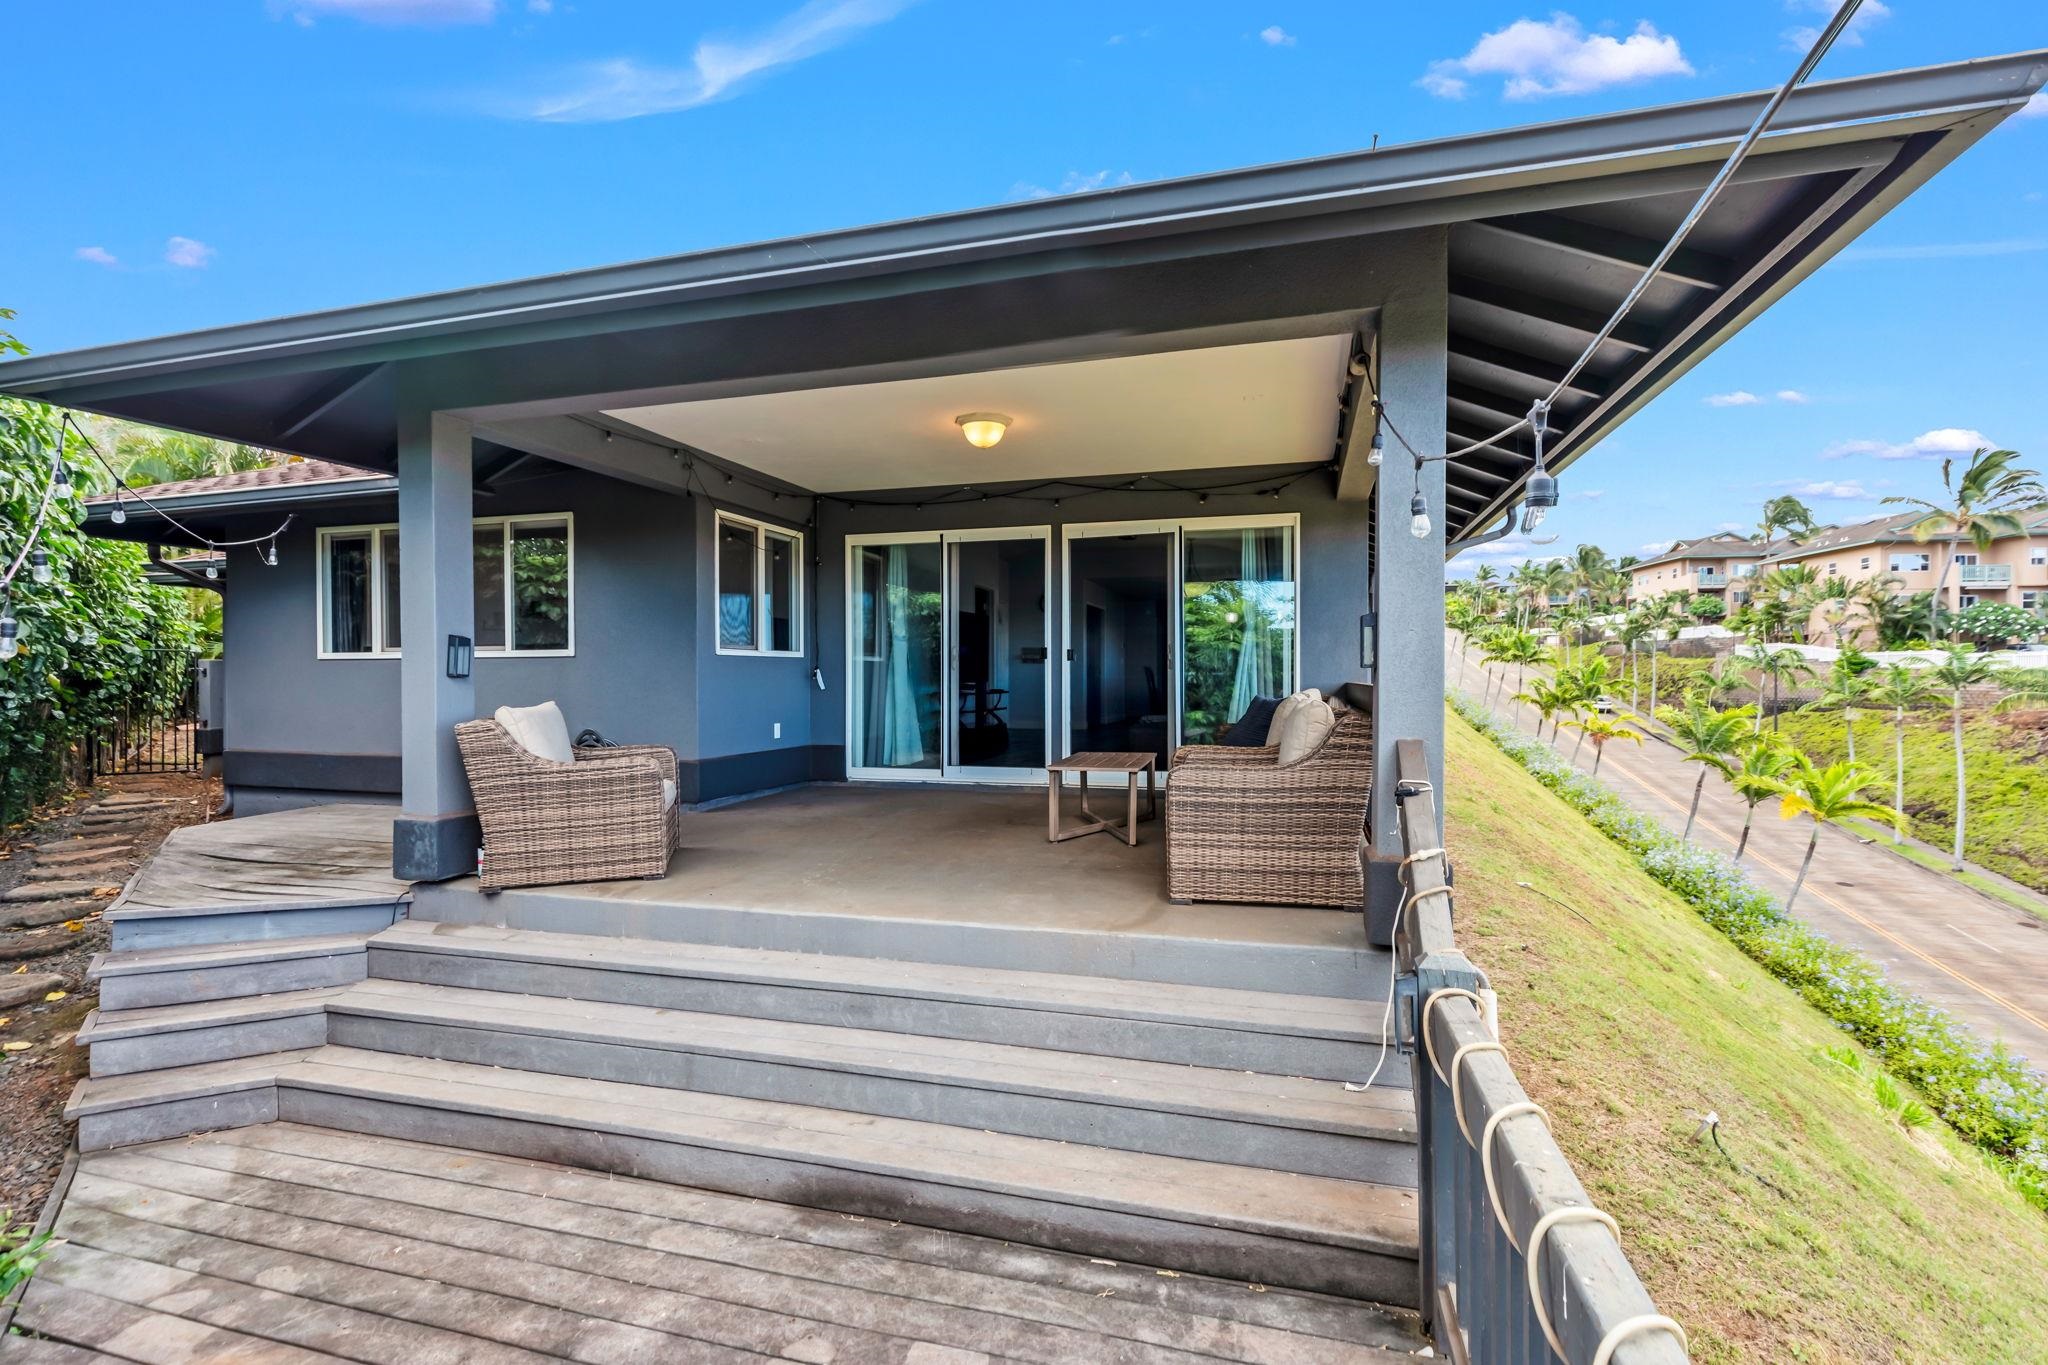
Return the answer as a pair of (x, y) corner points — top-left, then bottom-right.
(1656, 698), (1755, 840)
(1751, 563), (1822, 642)
(82, 415), (278, 487)
(1518, 676), (1575, 744)
(1639, 596), (1680, 714)
(1689, 655), (1751, 709)
(1742, 643), (1816, 734)
(1953, 600), (2044, 646)
(1687, 595), (1725, 622)
(1560, 711), (1642, 774)
(1729, 738), (1800, 860)
(1773, 757), (1901, 912)
(1800, 658), (1876, 765)
(0, 1211), (53, 1298)
(1883, 447), (2045, 641)
(1616, 611), (1653, 711)
(1926, 646), (1999, 870)
(1758, 494), (1820, 545)
(1862, 663), (1937, 845)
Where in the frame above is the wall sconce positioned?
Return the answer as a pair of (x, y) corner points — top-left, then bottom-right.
(446, 634), (473, 679)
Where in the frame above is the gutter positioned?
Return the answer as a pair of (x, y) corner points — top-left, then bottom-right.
(81, 476), (395, 530)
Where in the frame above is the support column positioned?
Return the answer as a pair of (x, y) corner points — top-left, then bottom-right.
(1367, 232), (1449, 941)
(393, 393), (479, 881)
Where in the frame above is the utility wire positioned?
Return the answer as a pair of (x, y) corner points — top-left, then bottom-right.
(61, 414), (295, 551)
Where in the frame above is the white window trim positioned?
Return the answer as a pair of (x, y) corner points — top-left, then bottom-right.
(315, 513), (575, 660)
(714, 510), (806, 658)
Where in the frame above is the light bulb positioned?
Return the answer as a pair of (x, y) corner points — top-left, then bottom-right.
(29, 549), (51, 584)
(1522, 503), (1550, 532)
(110, 498), (127, 526)
(954, 413), (1011, 450)
(1367, 431), (1384, 467)
(51, 462), (71, 495)
(205, 563), (220, 581)
(263, 541), (279, 567)
(0, 615), (17, 662)
(1409, 491), (1431, 540)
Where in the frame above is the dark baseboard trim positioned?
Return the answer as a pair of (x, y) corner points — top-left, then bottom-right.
(224, 749), (401, 794)
(394, 811), (481, 882)
(196, 727), (224, 758)
(687, 745), (844, 804)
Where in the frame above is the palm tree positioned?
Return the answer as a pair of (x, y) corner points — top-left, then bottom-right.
(1927, 646), (1998, 869)
(1639, 597), (1680, 715)
(1773, 757), (1901, 912)
(1743, 643), (1815, 734)
(1883, 448), (2045, 642)
(1758, 494), (1819, 545)
(1729, 739), (1799, 860)
(1561, 713), (1642, 775)
(1862, 663), (1937, 844)
(1498, 630), (1547, 728)
(1656, 698), (1754, 840)
(1616, 612), (1652, 712)
(1518, 677), (1573, 743)
(1800, 659), (1875, 765)
(1690, 656), (1750, 710)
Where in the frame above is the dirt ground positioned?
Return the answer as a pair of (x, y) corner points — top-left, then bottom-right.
(0, 769), (218, 1221)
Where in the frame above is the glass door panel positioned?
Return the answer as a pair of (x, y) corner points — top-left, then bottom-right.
(948, 534), (1049, 777)
(1180, 523), (1297, 745)
(849, 539), (944, 774)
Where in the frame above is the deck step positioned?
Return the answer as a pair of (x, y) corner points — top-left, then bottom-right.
(63, 1047), (1419, 1304)
(328, 978), (1415, 1182)
(105, 897), (406, 952)
(371, 920), (1407, 1083)
(77, 988), (345, 1077)
(89, 933), (370, 1011)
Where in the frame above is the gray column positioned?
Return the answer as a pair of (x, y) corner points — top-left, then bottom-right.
(1367, 232), (1448, 939)
(393, 393), (479, 881)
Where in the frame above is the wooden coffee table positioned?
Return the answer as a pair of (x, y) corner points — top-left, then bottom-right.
(1047, 752), (1159, 846)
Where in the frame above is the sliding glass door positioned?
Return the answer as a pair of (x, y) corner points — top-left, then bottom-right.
(847, 529), (1050, 782)
(1180, 522), (1297, 745)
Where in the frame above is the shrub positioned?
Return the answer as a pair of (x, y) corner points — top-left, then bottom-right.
(1450, 688), (2048, 1212)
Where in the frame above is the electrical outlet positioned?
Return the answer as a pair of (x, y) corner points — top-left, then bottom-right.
(773, 722), (782, 740)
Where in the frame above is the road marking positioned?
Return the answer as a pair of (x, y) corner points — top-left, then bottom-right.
(1947, 923), (2004, 955)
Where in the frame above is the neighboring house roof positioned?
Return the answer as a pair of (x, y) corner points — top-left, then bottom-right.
(1631, 533), (1765, 570)
(1760, 507), (2048, 562)
(3, 51), (2042, 547)
(85, 459), (389, 506)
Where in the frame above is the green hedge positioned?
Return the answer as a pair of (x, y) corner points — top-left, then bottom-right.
(1449, 689), (2048, 1214)
(2, 397), (200, 824)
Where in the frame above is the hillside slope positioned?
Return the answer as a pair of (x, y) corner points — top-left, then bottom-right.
(1442, 709), (2048, 1364)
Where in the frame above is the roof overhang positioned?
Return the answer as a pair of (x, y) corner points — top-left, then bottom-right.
(5, 51), (2042, 544)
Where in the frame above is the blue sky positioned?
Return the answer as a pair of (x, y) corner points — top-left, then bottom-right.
(4, 2), (2043, 568)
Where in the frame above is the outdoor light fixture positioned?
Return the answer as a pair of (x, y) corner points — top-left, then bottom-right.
(0, 612), (17, 662)
(954, 413), (1011, 450)
(29, 549), (51, 585)
(51, 461), (71, 497)
(1409, 491), (1431, 540)
(110, 493), (127, 526)
(446, 634), (473, 680)
(1368, 429), (1385, 467)
(1521, 399), (1558, 533)
(262, 539), (279, 568)
(204, 562), (220, 581)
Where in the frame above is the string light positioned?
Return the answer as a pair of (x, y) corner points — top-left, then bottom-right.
(0, 608), (16, 662)
(29, 549), (51, 585)
(110, 492), (127, 525)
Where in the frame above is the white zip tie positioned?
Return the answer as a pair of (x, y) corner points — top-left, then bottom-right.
(1526, 1205), (1621, 1360)
(1479, 1100), (1549, 1252)
(1449, 1040), (1510, 1147)
(1591, 1314), (1688, 1365)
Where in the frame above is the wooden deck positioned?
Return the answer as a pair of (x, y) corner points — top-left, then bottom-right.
(14, 1124), (1424, 1362)
(112, 805), (407, 915)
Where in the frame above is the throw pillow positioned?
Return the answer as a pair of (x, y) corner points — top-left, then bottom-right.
(1221, 695), (1280, 747)
(495, 701), (575, 763)
(1277, 697), (1337, 768)
(1268, 687), (1323, 743)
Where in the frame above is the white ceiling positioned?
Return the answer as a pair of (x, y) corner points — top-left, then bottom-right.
(605, 335), (1351, 493)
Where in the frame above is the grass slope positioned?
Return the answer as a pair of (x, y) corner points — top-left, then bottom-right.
(1443, 709), (2048, 1364)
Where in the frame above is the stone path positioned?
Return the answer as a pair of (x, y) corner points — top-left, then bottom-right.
(1452, 641), (2048, 1068)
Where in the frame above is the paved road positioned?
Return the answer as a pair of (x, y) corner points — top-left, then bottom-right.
(1449, 640), (2048, 1069)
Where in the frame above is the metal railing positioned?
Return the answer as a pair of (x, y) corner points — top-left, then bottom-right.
(1391, 738), (1686, 1365)
(1693, 570), (1725, 586)
(1958, 563), (2013, 587)
(84, 652), (201, 777)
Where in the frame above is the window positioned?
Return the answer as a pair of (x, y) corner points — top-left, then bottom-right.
(715, 512), (803, 656)
(2031, 547), (2046, 567)
(1890, 552), (1931, 573)
(2024, 591), (2040, 611)
(1955, 553), (1979, 566)
(1960, 593), (1980, 609)
(1859, 556), (1871, 571)
(1827, 562), (1839, 576)
(316, 515), (573, 658)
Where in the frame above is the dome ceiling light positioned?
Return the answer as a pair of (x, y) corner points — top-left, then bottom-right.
(954, 412), (1011, 450)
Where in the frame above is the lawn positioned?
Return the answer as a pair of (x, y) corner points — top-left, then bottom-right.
(1442, 708), (2048, 1364)
(1764, 707), (2048, 897)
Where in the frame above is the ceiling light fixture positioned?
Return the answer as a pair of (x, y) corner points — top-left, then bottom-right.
(955, 412), (1011, 450)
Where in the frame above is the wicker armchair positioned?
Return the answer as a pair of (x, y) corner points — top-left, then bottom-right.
(1165, 702), (1373, 909)
(454, 720), (683, 892)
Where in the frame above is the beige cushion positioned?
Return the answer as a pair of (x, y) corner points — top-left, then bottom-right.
(1267, 688), (1322, 747)
(495, 701), (574, 764)
(1277, 697), (1337, 768)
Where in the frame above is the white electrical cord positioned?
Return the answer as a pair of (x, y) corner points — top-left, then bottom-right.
(1348, 843), (1450, 1091)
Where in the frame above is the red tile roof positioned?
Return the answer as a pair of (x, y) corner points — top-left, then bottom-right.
(85, 458), (388, 504)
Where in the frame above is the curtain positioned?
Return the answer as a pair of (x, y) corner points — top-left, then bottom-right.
(1227, 528), (1289, 721)
(860, 545), (928, 767)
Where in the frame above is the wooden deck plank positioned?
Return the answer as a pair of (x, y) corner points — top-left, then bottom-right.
(14, 1275), (341, 1365)
(0, 1337), (134, 1365)
(53, 1193), (765, 1365)
(111, 805), (405, 914)
(117, 1139), (1406, 1365)
(219, 1125), (1423, 1353)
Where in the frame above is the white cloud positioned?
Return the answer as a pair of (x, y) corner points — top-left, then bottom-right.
(1570, 488), (1605, 501)
(512, 0), (914, 123)
(1775, 389), (1810, 404)
(1419, 15), (1691, 101)
(277, 0), (496, 23)
(1010, 169), (1134, 201)
(1837, 238), (2048, 262)
(2021, 91), (2048, 119)
(163, 236), (215, 268)
(1704, 390), (1763, 407)
(1639, 540), (1674, 554)
(1258, 26), (1296, 47)
(1782, 479), (1869, 500)
(1820, 427), (1996, 461)
(527, 0), (551, 10)
(1715, 522), (1746, 533)
(1782, 0), (1889, 52)
(75, 246), (119, 267)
